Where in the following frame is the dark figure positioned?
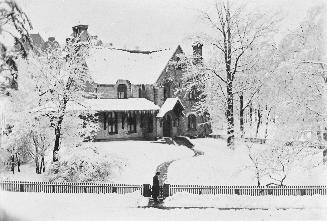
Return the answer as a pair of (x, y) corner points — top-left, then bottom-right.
(152, 172), (160, 203)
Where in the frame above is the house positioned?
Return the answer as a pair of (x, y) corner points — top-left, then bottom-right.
(68, 25), (212, 140)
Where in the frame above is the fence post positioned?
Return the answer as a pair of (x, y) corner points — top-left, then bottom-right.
(20, 183), (24, 192)
(163, 184), (170, 197)
(143, 184), (151, 197)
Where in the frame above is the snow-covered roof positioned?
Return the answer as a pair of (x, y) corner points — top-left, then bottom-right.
(83, 98), (160, 111)
(34, 98), (160, 113)
(157, 98), (185, 118)
(87, 47), (175, 84)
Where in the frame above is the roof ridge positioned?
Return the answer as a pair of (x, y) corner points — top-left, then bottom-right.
(98, 46), (171, 54)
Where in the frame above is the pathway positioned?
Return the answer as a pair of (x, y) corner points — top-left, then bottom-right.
(155, 145), (204, 185)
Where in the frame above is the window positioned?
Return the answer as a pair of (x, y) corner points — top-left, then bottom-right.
(173, 118), (179, 127)
(117, 84), (127, 99)
(138, 88), (142, 98)
(128, 112), (137, 133)
(103, 112), (107, 130)
(108, 112), (118, 134)
(148, 114), (153, 133)
(121, 113), (126, 129)
(140, 113), (144, 128)
(138, 84), (145, 98)
(188, 114), (197, 130)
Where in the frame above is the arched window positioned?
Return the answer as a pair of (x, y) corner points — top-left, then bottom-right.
(117, 84), (127, 99)
(188, 114), (197, 130)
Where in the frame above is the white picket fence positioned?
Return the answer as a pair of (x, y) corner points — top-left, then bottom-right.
(168, 184), (327, 196)
(1, 181), (327, 197)
(0, 181), (143, 194)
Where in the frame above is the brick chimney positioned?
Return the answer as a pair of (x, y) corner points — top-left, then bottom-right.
(72, 24), (88, 37)
(192, 41), (203, 64)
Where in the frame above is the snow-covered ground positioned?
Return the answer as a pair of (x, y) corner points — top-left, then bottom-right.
(167, 138), (327, 185)
(92, 141), (194, 184)
(164, 192), (327, 209)
(0, 191), (326, 221)
(0, 141), (194, 184)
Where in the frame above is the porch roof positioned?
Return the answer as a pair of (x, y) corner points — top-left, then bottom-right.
(84, 98), (160, 112)
(157, 98), (185, 118)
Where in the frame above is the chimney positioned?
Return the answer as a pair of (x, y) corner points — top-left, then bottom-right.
(72, 24), (88, 37)
(192, 41), (203, 64)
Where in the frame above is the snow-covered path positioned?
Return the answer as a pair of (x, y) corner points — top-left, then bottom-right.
(155, 144), (204, 184)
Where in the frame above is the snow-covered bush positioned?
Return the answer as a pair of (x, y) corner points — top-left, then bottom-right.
(45, 145), (126, 182)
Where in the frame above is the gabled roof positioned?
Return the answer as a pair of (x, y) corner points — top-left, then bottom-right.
(157, 97), (185, 118)
(87, 46), (177, 84)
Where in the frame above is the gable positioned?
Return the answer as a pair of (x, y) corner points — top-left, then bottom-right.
(155, 45), (185, 86)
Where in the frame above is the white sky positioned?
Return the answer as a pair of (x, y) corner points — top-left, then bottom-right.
(16, 0), (324, 49)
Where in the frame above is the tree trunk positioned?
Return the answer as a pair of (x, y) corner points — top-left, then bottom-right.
(249, 103), (253, 126)
(226, 79), (234, 147)
(255, 108), (262, 138)
(53, 98), (67, 162)
(264, 107), (272, 139)
(239, 93), (244, 138)
(53, 126), (61, 162)
(225, 3), (234, 148)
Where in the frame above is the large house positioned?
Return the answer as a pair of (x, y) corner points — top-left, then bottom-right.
(33, 25), (212, 141)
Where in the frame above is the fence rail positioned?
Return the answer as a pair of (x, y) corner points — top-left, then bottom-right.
(168, 184), (327, 196)
(1, 181), (327, 197)
(0, 181), (143, 195)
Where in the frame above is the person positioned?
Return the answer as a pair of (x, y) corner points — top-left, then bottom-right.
(152, 172), (160, 203)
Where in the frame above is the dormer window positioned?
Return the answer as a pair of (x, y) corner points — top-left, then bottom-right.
(117, 84), (127, 99)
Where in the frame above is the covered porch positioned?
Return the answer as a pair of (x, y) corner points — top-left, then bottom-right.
(84, 98), (160, 140)
(156, 98), (185, 138)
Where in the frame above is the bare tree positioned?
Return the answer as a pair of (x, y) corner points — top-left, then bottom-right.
(189, 0), (279, 147)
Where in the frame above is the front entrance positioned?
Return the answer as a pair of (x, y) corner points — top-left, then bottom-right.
(163, 114), (171, 137)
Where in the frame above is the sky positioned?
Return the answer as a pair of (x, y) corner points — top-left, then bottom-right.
(16, 0), (325, 50)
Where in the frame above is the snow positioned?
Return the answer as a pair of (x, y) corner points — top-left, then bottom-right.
(92, 141), (194, 184)
(32, 98), (160, 113)
(157, 98), (184, 118)
(0, 164), (44, 181)
(164, 192), (327, 209)
(82, 98), (160, 112)
(87, 47), (175, 84)
(0, 141), (194, 184)
(0, 191), (326, 221)
(167, 138), (255, 185)
(166, 138), (327, 185)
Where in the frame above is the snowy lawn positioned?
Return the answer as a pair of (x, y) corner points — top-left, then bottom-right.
(0, 164), (44, 182)
(0, 191), (326, 221)
(164, 192), (327, 209)
(92, 141), (194, 184)
(1, 141), (194, 184)
(167, 138), (327, 185)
